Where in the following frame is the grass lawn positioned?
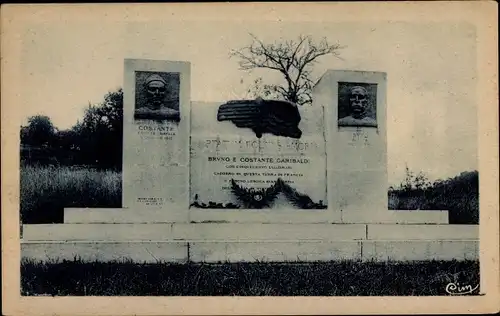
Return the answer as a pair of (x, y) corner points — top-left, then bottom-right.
(21, 259), (480, 296)
(20, 165), (121, 224)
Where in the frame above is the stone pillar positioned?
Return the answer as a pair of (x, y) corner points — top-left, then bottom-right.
(313, 70), (388, 220)
(122, 59), (191, 222)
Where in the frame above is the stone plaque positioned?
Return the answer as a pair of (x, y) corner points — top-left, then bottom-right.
(338, 82), (377, 128)
(134, 71), (181, 122)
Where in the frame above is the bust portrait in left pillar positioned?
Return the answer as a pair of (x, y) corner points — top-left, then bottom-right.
(134, 71), (181, 122)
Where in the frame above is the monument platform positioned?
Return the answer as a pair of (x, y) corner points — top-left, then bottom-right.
(21, 210), (479, 263)
(20, 64), (479, 265)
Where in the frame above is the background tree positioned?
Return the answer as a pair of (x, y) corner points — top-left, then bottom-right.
(73, 88), (123, 169)
(54, 129), (79, 151)
(242, 77), (283, 101)
(231, 34), (344, 105)
(20, 89), (123, 169)
(22, 115), (56, 147)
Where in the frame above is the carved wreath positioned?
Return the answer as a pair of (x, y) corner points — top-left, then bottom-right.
(230, 178), (326, 209)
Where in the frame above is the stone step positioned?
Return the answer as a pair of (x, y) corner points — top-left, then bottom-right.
(21, 239), (479, 263)
(361, 240), (478, 261)
(341, 210), (449, 224)
(22, 241), (188, 263)
(189, 209), (337, 224)
(366, 224), (479, 240)
(64, 208), (188, 224)
(64, 207), (337, 224)
(191, 209), (449, 224)
(22, 223), (478, 243)
(64, 208), (449, 224)
(22, 223), (367, 242)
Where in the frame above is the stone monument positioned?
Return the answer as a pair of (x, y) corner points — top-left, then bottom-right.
(20, 60), (479, 263)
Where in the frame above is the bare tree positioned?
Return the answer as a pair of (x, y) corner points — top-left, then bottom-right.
(231, 34), (344, 105)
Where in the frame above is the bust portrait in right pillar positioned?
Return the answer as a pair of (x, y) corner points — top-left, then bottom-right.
(338, 83), (377, 128)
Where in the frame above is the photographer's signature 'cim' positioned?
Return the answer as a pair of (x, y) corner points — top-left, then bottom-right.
(445, 282), (479, 295)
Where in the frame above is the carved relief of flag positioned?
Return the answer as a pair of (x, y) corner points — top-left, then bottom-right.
(217, 98), (302, 139)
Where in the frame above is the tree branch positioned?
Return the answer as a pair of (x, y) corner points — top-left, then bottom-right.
(231, 34), (345, 105)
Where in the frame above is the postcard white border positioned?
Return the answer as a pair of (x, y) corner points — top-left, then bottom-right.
(2, 2), (498, 315)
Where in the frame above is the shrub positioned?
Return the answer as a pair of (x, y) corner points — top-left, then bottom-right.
(389, 170), (479, 224)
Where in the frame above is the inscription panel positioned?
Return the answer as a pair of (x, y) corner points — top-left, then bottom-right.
(190, 135), (327, 209)
(130, 121), (186, 166)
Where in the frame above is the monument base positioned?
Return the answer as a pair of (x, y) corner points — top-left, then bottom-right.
(22, 240), (478, 263)
(21, 209), (479, 263)
(63, 207), (449, 224)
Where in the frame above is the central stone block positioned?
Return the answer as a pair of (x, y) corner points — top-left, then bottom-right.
(118, 62), (432, 225)
(120, 63), (392, 222)
(190, 101), (327, 209)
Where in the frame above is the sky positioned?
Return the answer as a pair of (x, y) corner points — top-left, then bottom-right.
(18, 19), (478, 185)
